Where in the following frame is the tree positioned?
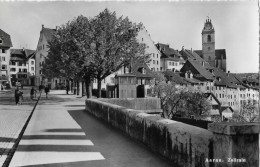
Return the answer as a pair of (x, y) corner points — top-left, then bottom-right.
(88, 9), (149, 97)
(43, 9), (149, 98)
(240, 99), (257, 122)
(43, 15), (94, 97)
(149, 71), (210, 119)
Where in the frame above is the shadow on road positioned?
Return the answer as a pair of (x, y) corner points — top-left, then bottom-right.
(67, 109), (173, 167)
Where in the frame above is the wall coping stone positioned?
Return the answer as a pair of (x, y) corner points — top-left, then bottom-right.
(208, 122), (260, 135)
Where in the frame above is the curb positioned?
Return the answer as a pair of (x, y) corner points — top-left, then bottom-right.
(2, 91), (42, 167)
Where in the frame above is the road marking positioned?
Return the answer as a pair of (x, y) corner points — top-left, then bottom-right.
(19, 139), (94, 145)
(9, 152), (105, 166)
(26, 132), (86, 136)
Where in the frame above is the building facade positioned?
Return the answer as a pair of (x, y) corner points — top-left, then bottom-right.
(35, 25), (66, 88)
(10, 49), (35, 86)
(0, 29), (12, 90)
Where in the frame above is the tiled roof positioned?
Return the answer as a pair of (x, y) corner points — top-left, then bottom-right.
(11, 48), (36, 60)
(163, 71), (188, 85)
(220, 106), (234, 113)
(128, 61), (153, 78)
(156, 43), (183, 61)
(180, 49), (204, 61)
(41, 27), (56, 42)
(0, 29), (13, 48)
(182, 59), (214, 80)
(215, 49), (226, 60)
(194, 49), (226, 60)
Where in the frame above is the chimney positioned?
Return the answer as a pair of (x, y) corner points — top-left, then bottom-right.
(185, 72), (188, 78)
(190, 73), (193, 79)
(202, 61), (205, 66)
(56, 26), (58, 30)
(227, 71), (230, 77)
(42, 24), (44, 29)
(191, 48), (192, 52)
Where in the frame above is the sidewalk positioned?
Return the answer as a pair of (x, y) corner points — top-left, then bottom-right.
(0, 87), (40, 166)
(9, 90), (172, 167)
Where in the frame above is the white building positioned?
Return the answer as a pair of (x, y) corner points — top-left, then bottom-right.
(0, 29), (12, 90)
(10, 49), (35, 86)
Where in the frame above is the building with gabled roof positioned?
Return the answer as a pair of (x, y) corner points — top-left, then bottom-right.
(10, 48), (35, 86)
(156, 43), (185, 72)
(0, 29), (13, 89)
(35, 25), (67, 89)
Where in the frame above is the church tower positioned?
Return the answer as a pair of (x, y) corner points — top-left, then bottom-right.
(202, 17), (216, 67)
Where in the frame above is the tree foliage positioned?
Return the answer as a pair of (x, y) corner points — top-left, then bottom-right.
(42, 9), (149, 98)
(149, 71), (211, 119)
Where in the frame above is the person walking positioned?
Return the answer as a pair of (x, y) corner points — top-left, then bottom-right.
(45, 86), (50, 98)
(14, 87), (20, 105)
(66, 84), (69, 95)
(30, 87), (36, 100)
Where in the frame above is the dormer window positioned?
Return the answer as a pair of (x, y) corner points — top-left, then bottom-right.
(142, 68), (146, 74)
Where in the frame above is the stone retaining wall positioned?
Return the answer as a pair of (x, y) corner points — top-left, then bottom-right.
(85, 99), (259, 167)
(85, 99), (214, 167)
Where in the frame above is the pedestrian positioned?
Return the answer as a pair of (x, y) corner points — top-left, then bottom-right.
(30, 87), (36, 100)
(45, 86), (50, 98)
(14, 87), (20, 105)
(66, 84), (69, 95)
(18, 90), (23, 105)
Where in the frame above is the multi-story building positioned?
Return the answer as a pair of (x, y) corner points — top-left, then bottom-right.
(35, 25), (66, 88)
(92, 25), (161, 90)
(10, 48), (35, 86)
(156, 43), (185, 72)
(0, 29), (12, 90)
(137, 26), (161, 72)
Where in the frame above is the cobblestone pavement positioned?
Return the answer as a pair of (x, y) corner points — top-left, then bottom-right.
(0, 87), (39, 166)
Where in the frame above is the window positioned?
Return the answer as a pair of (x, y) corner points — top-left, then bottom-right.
(142, 38), (143, 41)
(10, 68), (16, 72)
(18, 62), (22, 66)
(216, 94), (218, 98)
(11, 61), (16, 65)
(1, 64), (6, 70)
(0, 39), (2, 44)
(157, 68), (159, 71)
(153, 60), (155, 64)
(23, 69), (27, 72)
(157, 61), (158, 65)
(153, 53), (154, 58)
(31, 61), (34, 65)
(2, 49), (6, 53)
(207, 35), (211, 42)
(157, 54), (158, 58)
(160, 67), (163, 71)
(19, 68), (21, 72)
(31, 67), (34, 71)
(2, 56), (5, 61)
(39, 70), (42, 74)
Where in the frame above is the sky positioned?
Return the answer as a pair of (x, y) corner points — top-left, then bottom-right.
(0, 0), (258, 73)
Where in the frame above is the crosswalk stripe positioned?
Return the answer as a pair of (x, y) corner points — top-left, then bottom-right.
(19, 139), (94, 145)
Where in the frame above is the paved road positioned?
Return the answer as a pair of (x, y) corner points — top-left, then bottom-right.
(0, 87), (39, 166)
(9, 90), (172, 167)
